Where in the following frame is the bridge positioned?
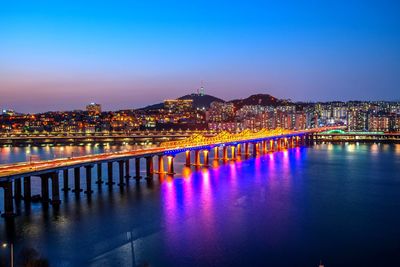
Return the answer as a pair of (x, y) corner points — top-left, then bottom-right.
(315, 129), (400, 143)
(0, 130), (216, 146)
(0, 127), (340, 217)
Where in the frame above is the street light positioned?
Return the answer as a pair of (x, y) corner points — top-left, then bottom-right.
(2, 242), (13, 267)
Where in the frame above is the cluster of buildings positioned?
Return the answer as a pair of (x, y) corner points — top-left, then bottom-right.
(207, 103), (306, 132)
(1, 98), (400, 134)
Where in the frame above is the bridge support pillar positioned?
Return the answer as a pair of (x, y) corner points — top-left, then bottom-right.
(194, 150), (201, 166)
(134, 158), (142, 180)
(223, 146), (228, 161)
(118, 161), (125, 186)
(277, 139), (281, 150)
(84, 165), (94, 194)
(230, 146), (236, 160)
(72, 167), (82, 193)
(106, 162), (115, 185)
(237, 144), (241, 156)
(252, 143), (257, 156)
(23, 176), (31, 201)
(62, 169), (70, 191)
(158, 156), (165, 173)
(145, 156), (153, 180)
(167, 156), (175, 175)
(203, 150), (209, 166)
(40, 174), (50, 202)
(96, 163), (103, 184)
(50, 172), (61, 205)
(213, 147), (219, 160)
(14, 178), (22, 201)
(0, 181), (15, 217)
(245, 143), (250, 157)
(262, 140), (267, 154)
(125, 159), (131, 179)
(185, 151), (191, 167)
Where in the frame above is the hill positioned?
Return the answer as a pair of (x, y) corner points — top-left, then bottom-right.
(178, 94), (225, 109)
(229, 94), (289, 109)
(139, 102), (164, 110)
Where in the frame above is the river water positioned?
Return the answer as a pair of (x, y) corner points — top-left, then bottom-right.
(0, 143), (399, 266)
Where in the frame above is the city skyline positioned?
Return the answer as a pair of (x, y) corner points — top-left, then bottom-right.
(2, 90), (400, 114)
(1, 1), (400, 113)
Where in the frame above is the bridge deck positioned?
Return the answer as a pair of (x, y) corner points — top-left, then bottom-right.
(0, 127), (343, 180)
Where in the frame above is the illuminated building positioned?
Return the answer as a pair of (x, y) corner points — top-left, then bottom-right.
(164, 99), (193, 113)
(86, 103), (102, 115)
(206, 102), (235, 122)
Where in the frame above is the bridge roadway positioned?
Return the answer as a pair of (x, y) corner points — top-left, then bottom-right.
(315, 131), (400, 143)
(0, 127), (339, 217)
(0, 130), (216, 146)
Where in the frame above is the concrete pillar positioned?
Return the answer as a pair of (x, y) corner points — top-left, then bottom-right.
(145, 156), (153, 179)
(96, 163), (103, 184)
(1, 182), (14, 217)
(134, 158), (141, 180)
(50, 172), (61, 205)
(14, 178), (22, 201)
(167, 156), (175, 175)
(253, 143), (257, 156)
(262, 140), (267, 153)
(23, 176), (31, 201)
(106, 162), (115, 185)
(85, 165), (94, 193)
(277, 139), (281, 150)
(245, 143), (250, 155)
(185, 151), (191, 166)
(125, 159), (131, 178)
(158, 156), (165, 173)
(41, 174), (50, 202)
(62, 169), (70, 191)
(270, 140), (274, 151)
(230, 146), (236, 160)
(194, 150), (201, 166)
(118, 161), (125, 186)
(72, 167), (82, 193)
(213, 147), (219, 160)
(203, 150), (209, 166)
(223, 146), (228, 160)
(237, 144), (241, 156)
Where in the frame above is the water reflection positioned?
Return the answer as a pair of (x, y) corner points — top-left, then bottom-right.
(0, 144), (153, 165)
(0, 144), (399, 267)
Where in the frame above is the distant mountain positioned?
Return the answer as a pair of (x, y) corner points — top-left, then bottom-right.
(229, 94), (290, 109)
(178, 94), (225, 109)
(140, 93), (289, 111)
(139, 93), (224, 110)
(140, 102), (164, 111)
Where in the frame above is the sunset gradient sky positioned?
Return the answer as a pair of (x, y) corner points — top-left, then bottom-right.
(1, 0), (400, 113)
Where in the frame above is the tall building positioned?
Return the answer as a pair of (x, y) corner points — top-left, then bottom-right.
(86, 103), (102, 115)
(368, 114), (389, 132)
(347, 109), (367, 131)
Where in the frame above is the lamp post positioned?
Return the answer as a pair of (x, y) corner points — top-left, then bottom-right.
(2, 242), (13, 267)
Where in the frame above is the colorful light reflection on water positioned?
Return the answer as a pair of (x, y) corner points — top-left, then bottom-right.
(0, 143), (399, 267)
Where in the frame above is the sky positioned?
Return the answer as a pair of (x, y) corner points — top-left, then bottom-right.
(1, 0), (400, 113)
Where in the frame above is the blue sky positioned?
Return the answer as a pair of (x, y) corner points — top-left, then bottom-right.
(1, 0), (400, 112)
